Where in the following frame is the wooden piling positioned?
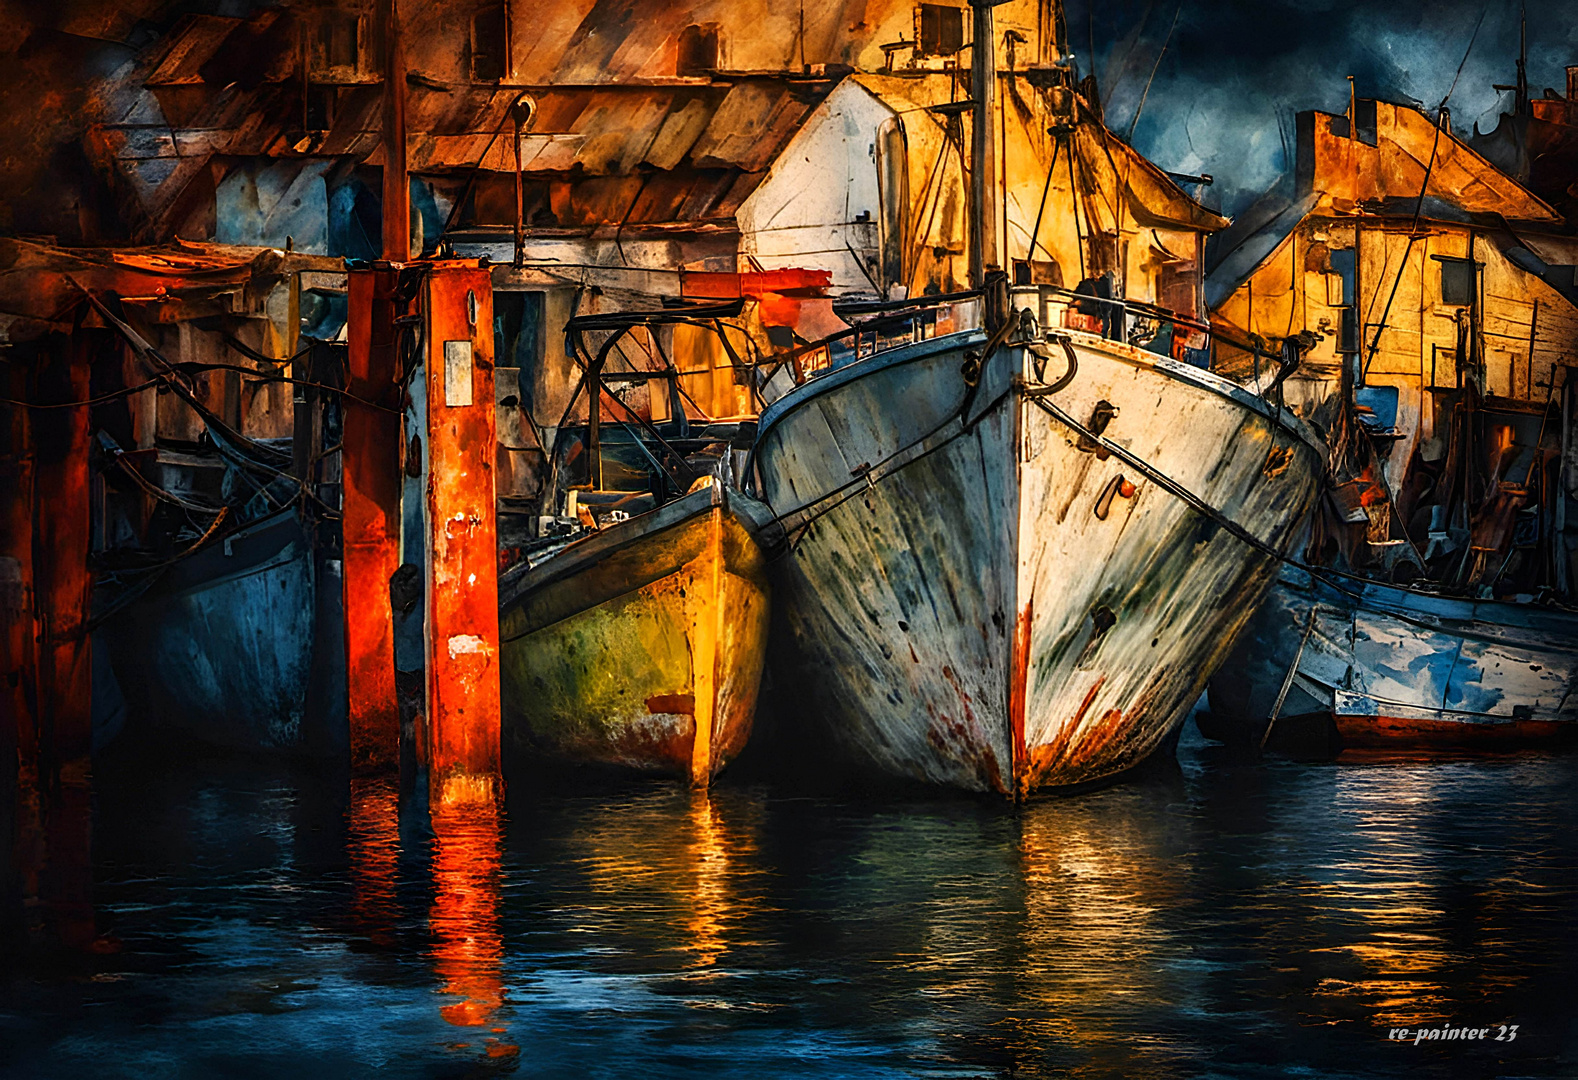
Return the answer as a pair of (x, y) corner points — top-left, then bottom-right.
(342, 269), (403, 772)
(419, 265), (501, 807)
(2, 333), (97, 950)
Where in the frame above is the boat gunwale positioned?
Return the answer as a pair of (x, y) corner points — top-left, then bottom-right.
(499, 482), (770, 613)
(97, 506), (311, 608)
(1277, 565), (1578, 640)
(753, 324), (1327, 462)
(1330, 687), (1569, 725)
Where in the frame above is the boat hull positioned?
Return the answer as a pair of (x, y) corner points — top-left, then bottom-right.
(96, 508), (348, 756)
(1207, 567), (1578, 750)
(754, 328), (1322, 793)
(498, 484), (772, 785)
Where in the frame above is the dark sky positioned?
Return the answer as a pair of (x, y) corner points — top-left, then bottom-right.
(1064, 0), (1578, 217)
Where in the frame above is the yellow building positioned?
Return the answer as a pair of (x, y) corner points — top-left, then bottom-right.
(1209, 97), (1578, 587)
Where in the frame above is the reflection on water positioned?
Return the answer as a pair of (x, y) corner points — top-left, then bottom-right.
(2, 728), (1576, 1078)
(346, 777), (399, 949)
(429, 797), (509, 1047)
(682, 792), (738, 971)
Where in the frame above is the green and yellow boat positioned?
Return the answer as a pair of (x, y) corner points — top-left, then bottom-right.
(499, 480), (774, 785)
(497, 303), (778, 786)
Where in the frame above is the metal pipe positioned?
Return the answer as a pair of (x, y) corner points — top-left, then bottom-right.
(969, 0), (1000, 289)
(510, 94), (537, 270)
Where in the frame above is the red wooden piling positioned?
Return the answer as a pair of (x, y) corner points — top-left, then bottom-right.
(1, 334), (96, 949)
(0, 345), (36, 946)
(33, 336), (95, 773)
(378, 0), (409, 261)
(342, 269), (403, 772)
(420, 265), (500, 807)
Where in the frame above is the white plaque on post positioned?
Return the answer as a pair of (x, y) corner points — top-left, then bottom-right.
(443, 340), (473, 407)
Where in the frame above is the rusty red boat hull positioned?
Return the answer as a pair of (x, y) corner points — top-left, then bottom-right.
(1332, 714), (1570, 748)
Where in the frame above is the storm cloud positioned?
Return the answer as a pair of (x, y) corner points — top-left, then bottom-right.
(1066, 0), (1578, 217)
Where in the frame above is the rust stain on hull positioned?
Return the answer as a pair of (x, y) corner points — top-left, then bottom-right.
(645, 693), (696, 716)
(1334, 715), (1573, 749)
(1009, 600), (1032, 795)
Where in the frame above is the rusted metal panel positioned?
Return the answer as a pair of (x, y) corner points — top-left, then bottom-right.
(421, 265), (501, 807)
(497, 484), (771, 786)
(689, 82), (821, 172)
(1210, 568), (1578, 749)
(754, 320), (1323, 794)
(342, 268), (403, 771)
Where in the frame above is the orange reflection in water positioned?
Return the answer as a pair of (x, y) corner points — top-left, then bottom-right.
(684, 791), (733, 970)
(346, 776), (400, 947)
(429, 797), (515, 1059)
(565, 790), (753, 972)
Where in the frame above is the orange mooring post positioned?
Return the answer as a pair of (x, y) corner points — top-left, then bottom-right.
(418, 265), (501, 807)
(342, 269), (404, 772)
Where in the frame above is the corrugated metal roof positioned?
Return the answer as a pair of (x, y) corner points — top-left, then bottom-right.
(96, 4), (842, 238)
(144, 11), (297, 88)
(387, 80), (834, 177)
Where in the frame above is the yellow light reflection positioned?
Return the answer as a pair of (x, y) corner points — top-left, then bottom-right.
(684, 791), (731, 970)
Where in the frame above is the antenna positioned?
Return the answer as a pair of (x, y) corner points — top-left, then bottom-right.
(1515, 0), (1529, 116)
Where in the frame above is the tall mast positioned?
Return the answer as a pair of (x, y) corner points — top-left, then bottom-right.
(969, 0), (1001, 289)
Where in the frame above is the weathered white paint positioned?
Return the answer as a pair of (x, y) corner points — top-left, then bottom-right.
(447, 633), (490, 659)
(1013, 333), (1324, 786)
(737, 79), (897, 295)
(754, 318), (1323, 792)
(1212, 567), (1578, 730)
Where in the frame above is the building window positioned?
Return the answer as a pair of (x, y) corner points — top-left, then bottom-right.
(471, 4), (509, 82)
(311, 10), (365, 76)
(1438, 256), (1476, 306)
(677, 24), (719, 75)
(1157, 261), (1197, 317)
(915, 4), (964, 58)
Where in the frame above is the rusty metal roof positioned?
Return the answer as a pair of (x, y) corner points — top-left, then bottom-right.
(366, 79), (836, 177)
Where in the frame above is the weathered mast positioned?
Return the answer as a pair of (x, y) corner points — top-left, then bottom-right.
(969, 0), (1002, 289)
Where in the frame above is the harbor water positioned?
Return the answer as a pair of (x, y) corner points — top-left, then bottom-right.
(2, 721), (1575, 1078)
